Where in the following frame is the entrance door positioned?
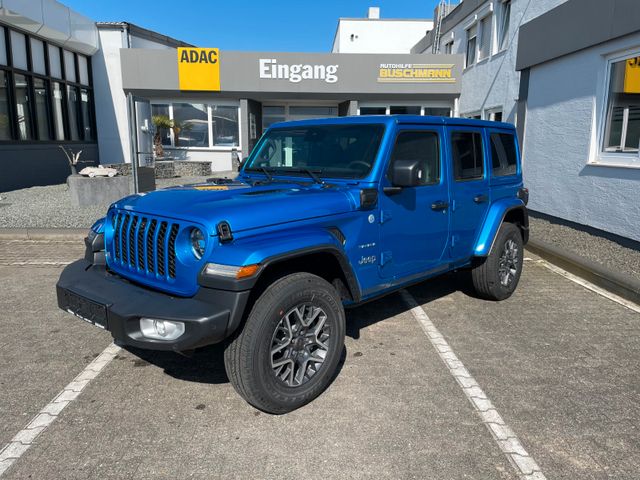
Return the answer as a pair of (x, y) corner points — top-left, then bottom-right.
(446, 127), (491, 260)
(379, 126), (450, 279)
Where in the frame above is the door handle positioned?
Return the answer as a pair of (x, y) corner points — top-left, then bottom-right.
(431, 201), (449, 211)
(473, 194), (489, 203)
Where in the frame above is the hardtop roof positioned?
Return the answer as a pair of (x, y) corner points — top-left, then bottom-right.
(268, 115), (515, 130)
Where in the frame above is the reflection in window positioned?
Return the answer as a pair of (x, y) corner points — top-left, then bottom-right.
(604, 56), (640, 153)
(0, 71), (11, 140)
(390, 106), (421, 115)
(78, 55), (89, 85)
(34, 78), (51, 140)
(80, 88), (93, 141)
(52, 82), (65, 140)
(64, 50), (76, 82)
(263, 106), (285, 130)
(11, 31), (27, 70)
(211, 105), (238, 146)
(499, 0), (511, 51)
(0, 26), (6, 66)
(451, 131), (484, 181)
(424, 107), (451, 117)
(151, 104), (171, 145)
(172, 103), (208, 147)
(48, 45), (62, 78)
(490, 133), (517, 176)
(67, 85), (80, 140)
(466, 24), (477, 67)
(14, 74), (33, 140)
(390, 131), (440, 185)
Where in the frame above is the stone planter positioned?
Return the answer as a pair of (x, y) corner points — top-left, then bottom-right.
(67, 175), (131, 206)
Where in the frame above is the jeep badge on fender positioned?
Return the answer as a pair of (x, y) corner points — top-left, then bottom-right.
(56, 115), (528, 414)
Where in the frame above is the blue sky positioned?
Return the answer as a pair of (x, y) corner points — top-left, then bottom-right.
(63, 0), (441, 52)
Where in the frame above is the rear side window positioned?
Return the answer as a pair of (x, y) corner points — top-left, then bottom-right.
(451, 131), (484, 181)
(390, 131), (440, 185)
(490, 133), (518, 176)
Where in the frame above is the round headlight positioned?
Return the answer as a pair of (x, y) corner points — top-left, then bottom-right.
(190, 228), (206, 259)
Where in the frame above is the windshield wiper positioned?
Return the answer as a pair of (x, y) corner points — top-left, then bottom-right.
(258, 166), (273, 182)
(285, 168), (324, 184)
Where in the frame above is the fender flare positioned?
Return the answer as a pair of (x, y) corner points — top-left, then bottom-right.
(473, 199), (528, 257)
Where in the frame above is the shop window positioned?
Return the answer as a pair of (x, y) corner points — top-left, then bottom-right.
(52, 82), (65, 140)
(11, 31), (28, 70)
(498, 0), (511, 51)
(490, 132), (517, 176)
(14, 74), (33, 140)
(0, 71), (11, 140)
(30, 38), (46, 75)
(211, 105), (239, 146)
(289, 106), (337, 117)
(34, 78), (52, 140)
(478, 15), (492, 60)
(0, 27), (7, 66)
(66, 85), (80, 140)
(451, 131), (484, 181)
(390, 106), (421, 115)
(466, 24), (477, 67)
(80, 88), (94, 141)
(603, 56), (640, 154)
(424, 107), (451, 117)
(390, 131), (440, 185)
(48, 45), (62, 79)
(359, 107), (386, 115)
(172, 103), (208, 147)
(63, 50), (76, 82)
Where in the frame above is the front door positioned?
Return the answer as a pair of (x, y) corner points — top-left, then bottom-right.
(446, 127), (491, 260)
(379, 126), (450, 279)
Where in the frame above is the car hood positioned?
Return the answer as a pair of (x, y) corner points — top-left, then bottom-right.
(110, 179), (357, 234)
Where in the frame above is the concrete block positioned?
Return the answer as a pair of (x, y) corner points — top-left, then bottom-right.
(67, 175), (131, 206)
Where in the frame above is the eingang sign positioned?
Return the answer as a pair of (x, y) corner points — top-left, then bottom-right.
(259, 59), (339, 84)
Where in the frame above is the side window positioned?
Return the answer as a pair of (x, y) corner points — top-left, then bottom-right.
(451, 131), (484, 181)
(490, 133), (518, 176)
(390, 131), (440, 185)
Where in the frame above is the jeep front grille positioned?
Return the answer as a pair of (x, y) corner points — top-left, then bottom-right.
(111, 212), (180, 280)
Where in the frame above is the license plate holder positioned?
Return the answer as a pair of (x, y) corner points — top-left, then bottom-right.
(63, 290), (108, 329)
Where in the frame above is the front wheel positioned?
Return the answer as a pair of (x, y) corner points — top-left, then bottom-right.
(470, 222), (524, 301)
(224, 273), (345, 414)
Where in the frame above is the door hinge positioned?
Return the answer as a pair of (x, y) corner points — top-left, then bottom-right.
(380, 251), (393, 266)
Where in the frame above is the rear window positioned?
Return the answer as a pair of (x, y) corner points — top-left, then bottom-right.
(490, 133), (518, 177)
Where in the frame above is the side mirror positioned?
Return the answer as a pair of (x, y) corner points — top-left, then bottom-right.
(390, 159), (424, 187)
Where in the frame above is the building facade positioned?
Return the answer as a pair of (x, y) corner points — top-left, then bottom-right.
(411, 0), (640, 242)
(0, 0), (99, 191)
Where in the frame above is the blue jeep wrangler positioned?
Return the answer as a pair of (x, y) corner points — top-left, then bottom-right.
(57, 115), (528, 413)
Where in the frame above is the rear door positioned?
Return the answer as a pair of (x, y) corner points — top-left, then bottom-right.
(446, 127), (491, 260)
(379, 126), (450, 279)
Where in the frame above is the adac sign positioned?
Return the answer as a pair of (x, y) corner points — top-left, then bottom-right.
(178, 48), (220, 91)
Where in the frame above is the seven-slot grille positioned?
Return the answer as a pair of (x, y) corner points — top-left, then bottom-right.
(111, 212), (180, 280)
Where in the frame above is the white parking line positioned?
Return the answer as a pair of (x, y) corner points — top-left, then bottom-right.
(527, 258), (640, 314)
(0, 343), (121, 477)
(400, 290), (547, 480)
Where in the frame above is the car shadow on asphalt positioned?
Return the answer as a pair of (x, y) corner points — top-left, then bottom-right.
(123, 271), (474, 386)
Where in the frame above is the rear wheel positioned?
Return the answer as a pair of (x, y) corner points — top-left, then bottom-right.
(471, 222), (523, 300)
(224, 272), (345, 414)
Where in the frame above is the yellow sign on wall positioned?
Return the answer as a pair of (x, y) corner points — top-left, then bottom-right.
(624, 57), (640, 94)
(178, 48), (220, 91)
(377, 63), (456, 84)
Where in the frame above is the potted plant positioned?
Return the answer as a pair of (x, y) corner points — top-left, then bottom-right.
(152, 114), (172, 158)
(60, 145), (83, 176)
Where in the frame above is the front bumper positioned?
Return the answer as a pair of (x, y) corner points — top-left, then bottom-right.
(56, 260), (250, 352)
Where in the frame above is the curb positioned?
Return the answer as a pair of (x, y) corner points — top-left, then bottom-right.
(526, 238), (640, 306)
(0, 228), (86, 240)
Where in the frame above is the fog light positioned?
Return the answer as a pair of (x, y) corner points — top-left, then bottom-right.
(140, 318), (185, 341)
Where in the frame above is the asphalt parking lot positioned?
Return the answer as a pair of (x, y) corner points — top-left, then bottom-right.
(0, 240), (638, 479)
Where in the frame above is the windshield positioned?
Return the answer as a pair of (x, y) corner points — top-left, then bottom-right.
(245, 124), (385, 179)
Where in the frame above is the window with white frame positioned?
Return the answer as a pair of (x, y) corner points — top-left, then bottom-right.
(498, 0), (511, 51)
(478, 14), (492, 60)
(602, 55), (640, 155)
(444, 41), (453, 54)
(151, 102), (239, 148)
(466, 24), (477, 67)
(485, 108), (503, 122)
(358, 104), (451, 117)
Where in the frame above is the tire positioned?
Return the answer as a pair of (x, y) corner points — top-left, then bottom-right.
(471, 222), (524, 301)
(224, 272), (346, 414)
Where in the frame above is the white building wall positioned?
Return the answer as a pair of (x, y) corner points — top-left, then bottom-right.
(333, 19), (433, 54)
(432, 0), (567, 120)
(523, 33), (640, 242)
